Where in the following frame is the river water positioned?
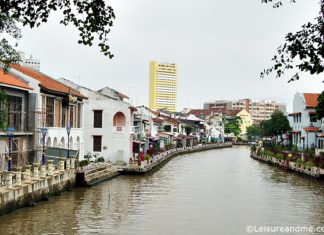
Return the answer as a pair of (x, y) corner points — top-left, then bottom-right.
(0, 146), (324, 235)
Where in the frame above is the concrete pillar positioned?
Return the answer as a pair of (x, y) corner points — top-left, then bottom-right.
(66, 158), (70, 170)
(25, 165), (31, 183)
(47, 160), (54, 176)
(59, 158), (65, 171)
(33, 163), (40, 179)
(70, 157), (75, 169)
(41, 165), (46, 178)
(8, 172), (12, 190)
(16, 167), (22, 186)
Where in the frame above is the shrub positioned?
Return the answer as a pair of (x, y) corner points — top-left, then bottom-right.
(292, 145), (299, 153)
(275, 153), (284, 160)
(79, 160), (89, 167)
(97, 157), (105, 163)
(305, 161), (314, 169)
(145, 154), (150, 161)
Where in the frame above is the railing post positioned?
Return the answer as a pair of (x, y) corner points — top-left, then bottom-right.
(59, 158), (65, 171)
(0, 172), (2, 187)
(25, 165), (31, 183)
(8, 172), (12, 190)
(33, 163), (40, 180)
(41, 164), (46, 178)
(66, 158), (70, 170)
(16, 167), (22, 186)
(70, 157), (75, 169)
(47, 160), (54, 176)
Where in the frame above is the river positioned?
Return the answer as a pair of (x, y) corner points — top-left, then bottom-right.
(0, 146), (324, 235)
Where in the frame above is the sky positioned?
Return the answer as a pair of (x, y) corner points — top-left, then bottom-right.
(15, 0), (323, 112)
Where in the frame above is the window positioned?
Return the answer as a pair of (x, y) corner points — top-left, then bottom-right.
(69, 105), (74, 127)
(62, 106), (67, 127)
(93, 136), (102, 152)
(77, 103), (82, 128)
(93, 110), (103, 128)
(310, 114), (317, 123)
(46, 97), (54, 127)
(7, 95), (22, 131)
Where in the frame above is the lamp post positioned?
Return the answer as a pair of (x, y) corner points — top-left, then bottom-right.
(66, 126), (71, 159)
(6, 127), (14, 172)
(41, 127), (48, 165)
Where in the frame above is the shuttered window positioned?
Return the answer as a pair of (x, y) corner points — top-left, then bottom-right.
(93, 136), (102, 152)
(93, 110), (103, 128)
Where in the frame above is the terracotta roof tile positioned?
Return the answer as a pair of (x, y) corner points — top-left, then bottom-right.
(11, 64), (86, 99)
(303, 127), (321, 132)
(0, 69), (33, 90)
(304, 93), (320, 108)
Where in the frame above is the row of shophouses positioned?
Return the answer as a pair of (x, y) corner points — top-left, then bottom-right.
(0, 64), (242, 169)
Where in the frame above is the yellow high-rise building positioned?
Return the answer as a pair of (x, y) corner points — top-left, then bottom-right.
(149, 61), (177, 112)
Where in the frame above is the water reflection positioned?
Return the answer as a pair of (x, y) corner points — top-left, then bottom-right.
(0, 146), (324, 235)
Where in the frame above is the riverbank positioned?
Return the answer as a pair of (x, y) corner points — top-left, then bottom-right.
(250, 151), (324, 179)
(118, 143), (232, 174)
(0, 161), (76, 216)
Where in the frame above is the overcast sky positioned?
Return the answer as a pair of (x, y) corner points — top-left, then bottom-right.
(16, 0), (323, 112)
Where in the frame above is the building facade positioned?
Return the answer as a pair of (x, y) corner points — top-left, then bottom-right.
(289, 93), (321, 150)
(59, 79), (133, 164)
(149, 61), (177, 112)
(204, 99), (286, 124)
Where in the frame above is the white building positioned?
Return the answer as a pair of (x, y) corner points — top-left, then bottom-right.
(289, 92), (321, 150)
(10, 64), (86, 162)
(59, 79), (134, 164)
(18, 52), (41, 71)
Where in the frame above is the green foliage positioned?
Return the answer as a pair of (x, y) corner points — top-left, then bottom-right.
(264, 150), (274, 157)
(295, 158), (303, 166)
(247, 125), (262, 141)
(79, 160), (89, 167)
(97, 157), (105, 163)
(275, 153), (284, 160)
(260, 110), (291, 137)
(316, 91), (324, 119)
(0, 89), (8, 131)
(0, 0), (115, 68)
(261, 0), (324, 82)
(292, 145), (299, 153)
(145, 154), (150, 161)
(305, 160), (314, 170)
(224, 116), (242, 136)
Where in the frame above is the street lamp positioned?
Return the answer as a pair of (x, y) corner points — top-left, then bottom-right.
(41, 127), (48, 165)
(66, 126), (71, 159)
(6, 127), (14, 172)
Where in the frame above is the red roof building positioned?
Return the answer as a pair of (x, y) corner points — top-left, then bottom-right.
(0, 69), (33, 90)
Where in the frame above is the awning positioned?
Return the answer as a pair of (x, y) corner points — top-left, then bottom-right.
(288, 112), (301, 116)
(291, 130), (301, 133)
(303, 127), (321, 132)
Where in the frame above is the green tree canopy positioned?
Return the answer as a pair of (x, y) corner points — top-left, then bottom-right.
(0, 89), (8, 131)
(246, 125), (262, 141)
(0, 0), (115, 70)
(316, 91), (324, 119)
(224, 116), (242, 136)
(261, 110), (291, 138)
(260, 0), (324, 82)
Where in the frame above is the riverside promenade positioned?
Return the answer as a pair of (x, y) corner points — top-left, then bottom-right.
(0, 158), (76, 216)
(118, 143), (233, 174)
(250, 152), (324, 179)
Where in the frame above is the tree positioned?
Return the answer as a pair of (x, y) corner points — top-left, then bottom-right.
(316, 91), (324, 119)
(224, 116), (242, 136)
(0, 0), (115, 70)
(0, 89), (8, 131)
(246, 125), (262, 141)
(260, 110), (291, 142)
(260, 0), (324, 82)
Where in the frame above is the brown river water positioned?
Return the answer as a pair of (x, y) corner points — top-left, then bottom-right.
(0, 146), (324, 235)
